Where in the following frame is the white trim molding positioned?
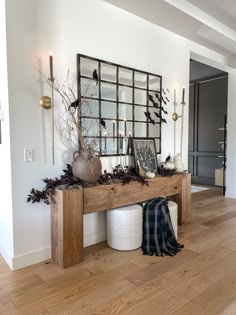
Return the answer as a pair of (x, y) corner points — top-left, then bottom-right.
(225, 191), (236, 199)
(12, 247), (51, 271)
(84, 231), (106, 248)
(0, 241), (13, 270)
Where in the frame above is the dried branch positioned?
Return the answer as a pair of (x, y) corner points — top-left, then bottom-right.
(38, 69), (100, 155)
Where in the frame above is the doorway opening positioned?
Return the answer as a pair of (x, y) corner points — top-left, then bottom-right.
(188, 59), (228, 195)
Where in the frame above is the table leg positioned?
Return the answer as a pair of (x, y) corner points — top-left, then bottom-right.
(51, 189), (84, 268)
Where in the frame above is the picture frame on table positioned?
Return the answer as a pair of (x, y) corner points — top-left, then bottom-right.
(132, 138), (158, 176)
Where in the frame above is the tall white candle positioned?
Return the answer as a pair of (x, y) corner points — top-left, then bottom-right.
(182, 86), (185, 104)
(104, 132), (107, 151)
(124, 118), (127, 137)
(112, 120), (115, 138)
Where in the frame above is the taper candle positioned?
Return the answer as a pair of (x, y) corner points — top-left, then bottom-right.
(113, 120), (115, 138)
(128, 131), (131, 154)
(49, 52), (53, 80)
(124, 118), (127, 137)
(121, 133), (124, 150)
(174, 89), (176, 104)
(119, 130), (121, 150)
(182, 86), (185, 104)
(104, 132), (107, 152)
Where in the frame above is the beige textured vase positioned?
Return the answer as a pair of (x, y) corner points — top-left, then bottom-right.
(72, 151), (102, 184)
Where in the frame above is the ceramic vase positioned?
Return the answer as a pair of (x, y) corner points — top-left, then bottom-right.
(72, 151), (102, 184)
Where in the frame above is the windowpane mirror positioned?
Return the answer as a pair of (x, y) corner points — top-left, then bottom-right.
(101, 101), (117, 119)
(148, 90), (161, 106)
(155, 139), (160, 153)
(101, 138), (118, 155)
(119, 68), (133, 86)
(81, 99), (99, 118)
(102, 119), (117, 138)
(118, 120), (133, 137)
(101, 82), (116, 101)
(135, 89), (146, 105)
(101, 63), (117, 83)
(81, 78), (99, 98)
(135, 105), (146, 122)
(81, 118), (99, 137)
(149, 107), (161, 124)
(80, 57), (98, 78)
(119, 104), (132, 120)
(134, 122), (147, 137)
(149, 75), (161, 91)
(149, 122), (161, 138)
(135, 72), (147, 89)
(119, 86), (133, 103)
(78, 54), (162, 156)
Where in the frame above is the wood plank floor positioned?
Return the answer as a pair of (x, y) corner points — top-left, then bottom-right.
(1, 188), (236, 314)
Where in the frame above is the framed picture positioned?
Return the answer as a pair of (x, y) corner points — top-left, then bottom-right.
(132, 138), (158, 175)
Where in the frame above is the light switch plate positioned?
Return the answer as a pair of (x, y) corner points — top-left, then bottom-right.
(24, 148), (34, 162)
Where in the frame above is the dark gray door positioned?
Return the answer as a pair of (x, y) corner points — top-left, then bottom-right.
(188, 75), (228, 185)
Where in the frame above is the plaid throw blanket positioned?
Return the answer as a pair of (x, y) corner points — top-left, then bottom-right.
(142, 197), (184, 256)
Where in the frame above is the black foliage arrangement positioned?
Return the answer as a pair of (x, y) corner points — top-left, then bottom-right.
(157, 166), (176, 177)
(27, 164), (83, 205)
(98, 165), (149, 186)
(27, 164), (149, 205)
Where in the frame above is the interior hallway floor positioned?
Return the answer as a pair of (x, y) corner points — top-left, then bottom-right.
(1, 188), (236, 314)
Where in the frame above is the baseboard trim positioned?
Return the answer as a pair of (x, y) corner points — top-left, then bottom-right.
(84, 231), (106, 248)
(0, 241), (13, 270)
(1, 233), (107, 270)
(225, 191), (236, 199)
(12, 247), (51, 271)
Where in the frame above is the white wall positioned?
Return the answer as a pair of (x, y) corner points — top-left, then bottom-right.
(3, 0), (236, 269)
(226, 70), (236, 199)
(0, 0), (14, 268)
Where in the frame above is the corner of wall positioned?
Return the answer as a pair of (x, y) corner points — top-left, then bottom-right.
(0, 241), (13, 270)
(225, 191), (236, 200)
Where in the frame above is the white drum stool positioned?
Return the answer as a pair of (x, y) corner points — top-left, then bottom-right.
(168, 201), (178, 239)
(107, 204), (143, 250)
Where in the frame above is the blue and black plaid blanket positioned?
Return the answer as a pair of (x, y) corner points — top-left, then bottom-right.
(142, 197), (184, 256)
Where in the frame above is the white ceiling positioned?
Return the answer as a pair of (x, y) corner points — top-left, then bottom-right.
(103, 0), (236, 62)
(187, 0), (236, 32)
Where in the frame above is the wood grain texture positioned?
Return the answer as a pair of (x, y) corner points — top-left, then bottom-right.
(182, 172), (191, 223)
(51, 174), (191, 268)
(51, 189), (83, 268)
(84, 174), (182, 214)
(2, 188), (236, 314)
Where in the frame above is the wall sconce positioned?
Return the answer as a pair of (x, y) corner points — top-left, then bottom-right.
(39, 52), (55, 164)
(40, 96), (51, 109)
(172, 87), (186, 157)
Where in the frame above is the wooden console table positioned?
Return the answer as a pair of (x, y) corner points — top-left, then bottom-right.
(51, 173), (191, 268)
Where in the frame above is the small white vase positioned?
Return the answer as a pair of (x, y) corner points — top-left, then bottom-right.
(174, 153), (184, 173)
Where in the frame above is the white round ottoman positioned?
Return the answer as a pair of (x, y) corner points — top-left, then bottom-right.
(168, 201), (178, 239)
(107, 204), (143, 250)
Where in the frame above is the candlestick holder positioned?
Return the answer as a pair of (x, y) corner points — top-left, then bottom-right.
(49, 77), (55, 165)
(124, 137), (127, 170)
(172, 101), (185, 156)
(40, 76), (55, 164)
